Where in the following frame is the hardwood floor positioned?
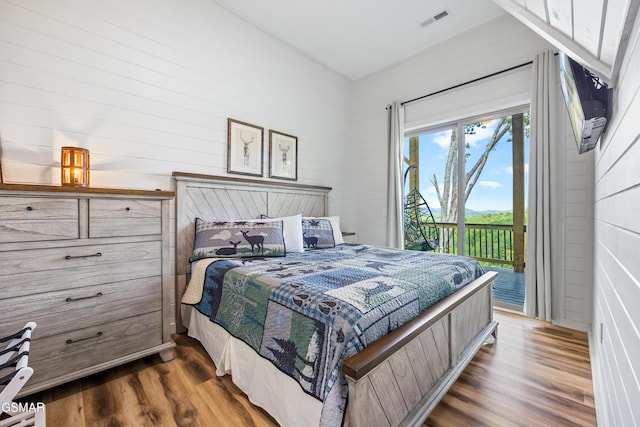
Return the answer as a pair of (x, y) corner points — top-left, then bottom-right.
(23, 310), (596, 426)
(426, 310), (596, 426)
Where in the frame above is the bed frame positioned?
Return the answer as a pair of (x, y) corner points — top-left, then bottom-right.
(173, 171), (498, 427)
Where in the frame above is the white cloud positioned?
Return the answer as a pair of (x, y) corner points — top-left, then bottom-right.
(430, 123), (501, 150)
(431, 125), (497, 150)
(464, 121), (498, 148)
(479, 180), (502, 189)
(424, 184), (443, 194)
(432, 131), (453, 149)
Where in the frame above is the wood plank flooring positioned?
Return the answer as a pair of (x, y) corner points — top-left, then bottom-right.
(22, 310), (596, 426)
(426, 310), (596, 426)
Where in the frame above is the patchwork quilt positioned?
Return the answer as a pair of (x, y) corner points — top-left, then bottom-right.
(186, 244), (484, 426)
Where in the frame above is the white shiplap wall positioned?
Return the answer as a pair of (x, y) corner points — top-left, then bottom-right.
(591, 5), (640, 425)
(0, 0), (354, 330)
(550, 84), (595, 332)
(554, 95), (595, 331)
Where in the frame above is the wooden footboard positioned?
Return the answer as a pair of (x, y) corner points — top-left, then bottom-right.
(342, 271), (498, 427)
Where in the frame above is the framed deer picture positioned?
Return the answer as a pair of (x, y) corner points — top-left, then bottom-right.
(269, 130), (298, 181)
(227, 118), (264, 177)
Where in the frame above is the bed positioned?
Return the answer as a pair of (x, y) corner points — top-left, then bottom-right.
(173, 172), (498, 427)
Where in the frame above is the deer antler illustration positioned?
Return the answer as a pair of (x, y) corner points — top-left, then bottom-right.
(240, 131), (255, 166)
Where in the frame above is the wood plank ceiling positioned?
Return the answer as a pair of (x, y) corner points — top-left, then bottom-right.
(494, 0), (640, 86)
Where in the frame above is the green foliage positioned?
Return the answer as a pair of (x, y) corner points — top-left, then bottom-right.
(466, 210), (528, 225)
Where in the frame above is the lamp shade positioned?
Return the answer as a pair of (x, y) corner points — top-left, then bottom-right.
(61, 147), (89, 187)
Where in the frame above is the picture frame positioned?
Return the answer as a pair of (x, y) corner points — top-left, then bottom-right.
(227, 118), (264, 177)
(269, 130), (298, 181)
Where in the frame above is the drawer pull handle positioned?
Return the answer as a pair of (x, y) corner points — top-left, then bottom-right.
(65, 292), (103, 303)
(66, 331), (102, 345)
(26, 206), (33, 211)
(65, 252), (102, 260)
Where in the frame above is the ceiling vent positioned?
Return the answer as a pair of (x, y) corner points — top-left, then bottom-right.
(420, 9), (449, 28)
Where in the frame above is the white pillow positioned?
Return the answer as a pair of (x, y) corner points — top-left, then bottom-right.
(255, 214), (304, 253)
(303, 216), (344, 245)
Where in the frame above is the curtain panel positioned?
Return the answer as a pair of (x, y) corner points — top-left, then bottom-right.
(525, 50), (557, 321)
(386, 102), (404, 248)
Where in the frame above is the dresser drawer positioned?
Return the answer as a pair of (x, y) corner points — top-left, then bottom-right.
(0, 241), (161, 299)
(0, 197), (78, 242)
(0, 277), (162, 339)
(89, 199), (162, 238)
(28, 311), (163, 386)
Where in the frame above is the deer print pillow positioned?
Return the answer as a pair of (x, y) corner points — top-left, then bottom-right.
(190, 218), (286, 261)
(302, 216), (344, 245)
(301, 218), (335, 249)
(249, 214), (304, 253)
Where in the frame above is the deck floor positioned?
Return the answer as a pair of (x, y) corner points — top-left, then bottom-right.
(483, 266), (525, 309)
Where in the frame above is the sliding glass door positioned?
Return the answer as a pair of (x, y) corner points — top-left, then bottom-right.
(404, 107), (529, 309)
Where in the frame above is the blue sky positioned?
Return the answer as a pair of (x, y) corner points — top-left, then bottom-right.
(404, 118), (529, 213)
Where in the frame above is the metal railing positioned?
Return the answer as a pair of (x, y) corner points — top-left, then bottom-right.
(418, 222), (526, 269)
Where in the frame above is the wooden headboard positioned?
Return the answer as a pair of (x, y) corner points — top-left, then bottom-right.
(172, 172), (331, 330)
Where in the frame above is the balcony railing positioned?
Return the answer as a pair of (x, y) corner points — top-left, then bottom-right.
(419, 222), (526, 271)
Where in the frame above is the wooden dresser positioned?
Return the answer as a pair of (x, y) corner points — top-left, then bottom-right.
(0, 184), (175, 397)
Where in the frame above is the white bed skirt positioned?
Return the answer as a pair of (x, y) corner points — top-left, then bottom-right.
(186, 306), (323, 427)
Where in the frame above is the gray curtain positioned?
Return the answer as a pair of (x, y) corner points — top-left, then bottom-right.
(386, 102), (404, 248)
(525, 50), (556, 321)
